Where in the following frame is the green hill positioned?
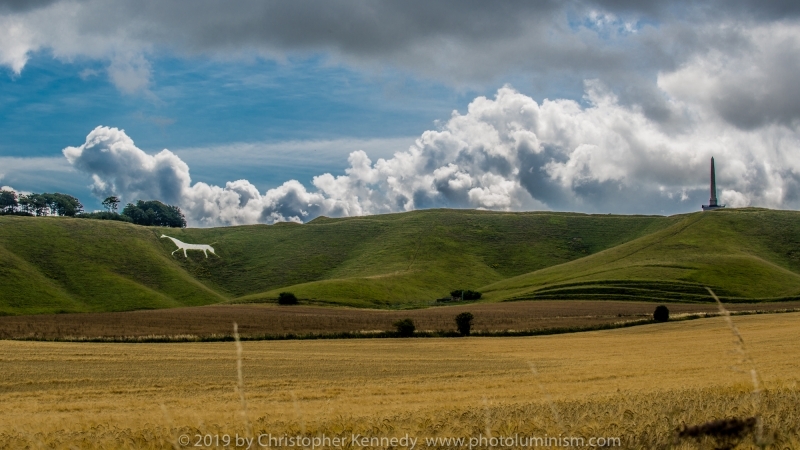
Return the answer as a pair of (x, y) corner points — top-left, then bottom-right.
(3, 207), (800, 315)
(482, 208), (800, 303)
(157, 209), (679, 307)
(1, 209), (673, 313)
(0, 216), (225, 315)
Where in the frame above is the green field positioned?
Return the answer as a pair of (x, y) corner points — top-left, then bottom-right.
(2, 207), (800, 314)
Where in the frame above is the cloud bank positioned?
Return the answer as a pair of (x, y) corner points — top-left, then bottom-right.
(63, 80), (800, 226)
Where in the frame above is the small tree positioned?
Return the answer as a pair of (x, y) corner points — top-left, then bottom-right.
(455, 312), (474, 336)
(19, 193), (48, 216)
(654, 305), (670, 322)
(393, 318), (415, 337)
(278, 292), (298, 305)
(102, 196), (121, 213)
(43, 193), (83, 216)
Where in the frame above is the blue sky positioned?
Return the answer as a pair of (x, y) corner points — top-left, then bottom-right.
(2, 1), (800, 225)
(2, 51), (485, 207)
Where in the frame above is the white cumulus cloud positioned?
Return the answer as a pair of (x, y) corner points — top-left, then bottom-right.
(63, 82), (800, 226)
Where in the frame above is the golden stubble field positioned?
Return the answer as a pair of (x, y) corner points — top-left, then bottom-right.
(1, 313), (799, 449)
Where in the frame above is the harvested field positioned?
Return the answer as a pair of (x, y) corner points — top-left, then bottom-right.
(2, 300), (800, 339)
(0, 313), (798, 448)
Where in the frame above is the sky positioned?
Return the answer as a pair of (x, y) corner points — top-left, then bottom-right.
(2, 1), (800, 226)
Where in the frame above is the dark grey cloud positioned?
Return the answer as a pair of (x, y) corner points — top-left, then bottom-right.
(0, 0), (58, 12)
(590, 0), (800, 20)
(103, 1), (560, 52)
(78, 0), (800, 52)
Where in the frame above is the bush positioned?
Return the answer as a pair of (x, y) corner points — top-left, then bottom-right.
(449, 289), (482, 301)
(653, 305), (670, 322)
(393, 318), (415, 337)
(455, 312), (474, 336)
(278, 292), (298, 305)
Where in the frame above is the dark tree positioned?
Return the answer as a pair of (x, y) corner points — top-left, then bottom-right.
(654, 305), (670, 322)
(16, 194), (30, 214)
(42, 193), (59, 215)
(455, 312), (474, 336)
(43, 193), (83, 216)
(18, 193), (48, 216)
(58, 194), (83, 216)
(102, 196), (121, 213)
(0, 190), (17, 213)
(122, 200), (186, 228)
(393, 318), (416, 337)
(278, 292), (298, 305)
(3, 191), (82, 216)
(122, 203), (149, 224)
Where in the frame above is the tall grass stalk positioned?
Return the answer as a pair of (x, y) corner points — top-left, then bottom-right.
(159, 403), (181, 450)
(528, 362), (563, 433)
(233, 322), (252, 439)
(291, 391), (307, 436)
(481, 396), (493, 442)
(706, 287), (764, 446)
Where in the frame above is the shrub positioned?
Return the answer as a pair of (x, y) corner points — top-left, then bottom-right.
(393, 318), (415, 337)
(278, 292), (298, 305)
(449, 290), (482, 301)
(653, 305), (670, 322)
(455, 312), (474, 336)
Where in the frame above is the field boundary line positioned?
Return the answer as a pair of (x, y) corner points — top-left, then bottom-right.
(4, 308), (799, 343)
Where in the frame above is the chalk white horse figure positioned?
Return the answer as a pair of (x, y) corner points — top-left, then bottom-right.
(161, 235), (218, 258)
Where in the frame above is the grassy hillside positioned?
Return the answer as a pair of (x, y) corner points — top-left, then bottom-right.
(482, 208), (800, 302)
(1, 210), (673, 313)
(165, 209), (676, 307)
(0, 217), (225, 315)
(4, 207), (800, 314)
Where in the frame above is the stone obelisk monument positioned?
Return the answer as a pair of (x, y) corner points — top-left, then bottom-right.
(702, 157), (725, 211)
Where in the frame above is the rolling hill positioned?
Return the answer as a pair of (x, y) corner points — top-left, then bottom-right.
(482, 208), (800, 302)
(0, 216), (225, 314)
(1, 209), (673, 313)
(2, 207), (800, 314)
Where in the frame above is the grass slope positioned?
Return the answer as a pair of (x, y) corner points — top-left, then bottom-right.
(0, 217), (225, 315)
(167, 209), (675, 307)
(5, 207), (800, 314)
(482, 208), (800, 302)
(1, 210), (673, 313)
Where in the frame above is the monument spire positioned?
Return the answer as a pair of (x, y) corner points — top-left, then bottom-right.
(702, 156), (725, 211)
(709, 157), (718, 207)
